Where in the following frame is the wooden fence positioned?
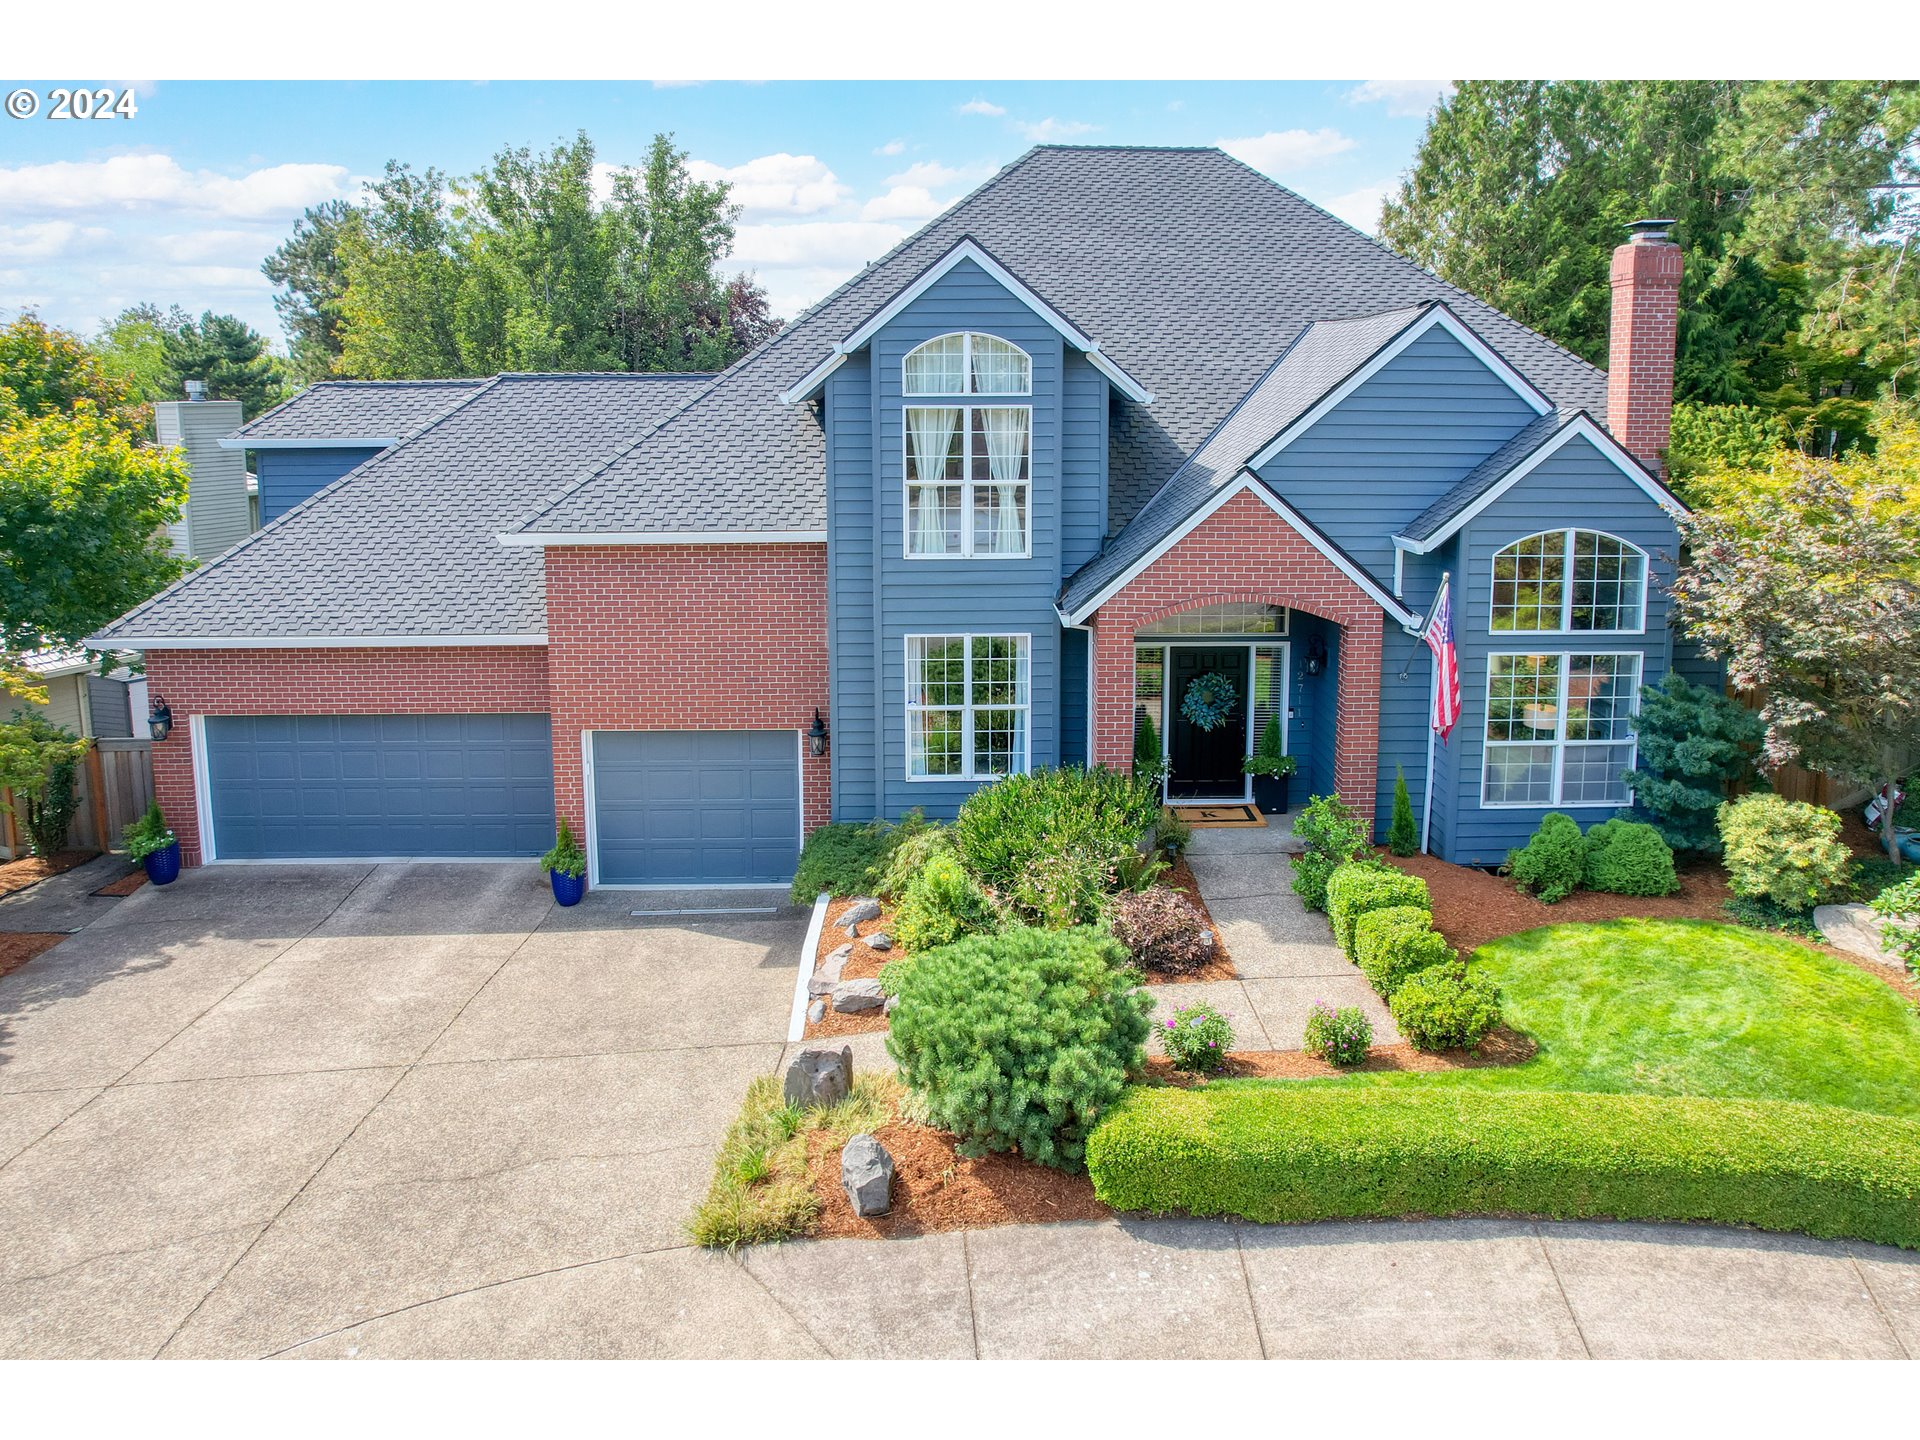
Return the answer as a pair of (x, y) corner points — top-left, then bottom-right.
(0, 738), (154, 859)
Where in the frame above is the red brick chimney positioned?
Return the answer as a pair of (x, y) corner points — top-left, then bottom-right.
(1607, 218), (1683, 475)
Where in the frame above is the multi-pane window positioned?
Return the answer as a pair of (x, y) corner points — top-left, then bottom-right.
(903, 332), (1032, 396)
(906, 634), (1030, 780)
(1483, 652), (1642, 807)
(905, 405), (1030, 556)
(1491, 530), (1647, 633)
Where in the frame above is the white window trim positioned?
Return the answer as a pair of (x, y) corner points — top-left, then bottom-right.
(1480, 650), (1643, 809)
(1488, 529), (1649, 637)
(902, 404), (1034, 560)
(902, 332), (1033, 397)
(903, 632), (1032, 783)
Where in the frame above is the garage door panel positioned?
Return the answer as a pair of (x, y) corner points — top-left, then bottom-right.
(206, 714), (554, 860)
(591, 730), (799, 885)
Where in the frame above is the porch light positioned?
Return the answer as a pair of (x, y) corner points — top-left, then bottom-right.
(807, 708), (829, 758)
(148, 694), (174, 743)
(1302, 635), (1328, 677)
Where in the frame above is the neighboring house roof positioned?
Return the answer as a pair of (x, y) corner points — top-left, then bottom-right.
(225, 379), (485, 446)
(1393, 410), (1685, 553)
(512, 145), (1606, 540)
(89, 373), (711, 648)
(18, 647), (94, 679)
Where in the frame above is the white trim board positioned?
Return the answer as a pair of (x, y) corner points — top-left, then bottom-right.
(1391, 414), (1685, 555)
(498, 530), (827, 548)
(1246, 305), (1552, 470)
(778, 239), (1154, 406)
(96, 633), (548, 650)
(220, 437), (398, 450)
(1059, 472), (1421, 629)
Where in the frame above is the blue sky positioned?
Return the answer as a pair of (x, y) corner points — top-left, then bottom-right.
(0, 79), (1450, 347)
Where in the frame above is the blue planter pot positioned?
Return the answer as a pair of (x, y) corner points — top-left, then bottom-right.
(549, 869), (586, 906)
(143, 840), (181, 887)
(1900, 834), (1920, 865)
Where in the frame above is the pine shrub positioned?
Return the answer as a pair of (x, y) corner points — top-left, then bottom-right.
(893, 851), (999, 953)
(1718, 794), (1852, 913)
(1387, 767), (1418, 857)
(1325, 863), (1429, 956)
(1507, 812), (1588, 903)
(1388, 965), (1502, 1051)
(1110, 886), (1213, 975)
(1621, 673), (1766, 855)
(883, 926), (1152, 1171)
(1352, 905), (1454, 998)
(1583, 818), (1679, 897)
(1290, 793), (1371, 912)
(790, 811), (936, 903)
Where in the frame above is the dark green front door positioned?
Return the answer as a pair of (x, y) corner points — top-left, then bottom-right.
(1168, 647), (1249, 800)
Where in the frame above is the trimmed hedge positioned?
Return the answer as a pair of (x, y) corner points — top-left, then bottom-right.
(1326, 863), (1429, 956)
(1085, 1085), (1920, 1250)
(1352, 905), (1453, 998)
(1389, 964), (1501, 1050)
(1583, 818), (1679, 897)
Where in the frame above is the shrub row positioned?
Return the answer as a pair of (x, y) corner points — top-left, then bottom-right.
(1085, 1085), (1920, 1250)
(1326, 864), (1429, 954)
(1508, 813), (1680, 904)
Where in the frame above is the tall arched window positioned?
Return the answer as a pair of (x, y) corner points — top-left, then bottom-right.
(903, 333), (1032, 395)
(1490, 529), (1647, 633)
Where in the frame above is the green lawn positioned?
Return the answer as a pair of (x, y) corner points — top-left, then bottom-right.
(1290, 919), (1920, 1116)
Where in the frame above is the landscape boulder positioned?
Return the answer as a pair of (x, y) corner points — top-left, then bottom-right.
(783, 1046), (853, 1108)
(866, 931), (893, 952)
(809, 942), (853, 997)
(841, 1133), (894, 1217)
(837, 898), (882, 934)
(833, 977), (887, 1013)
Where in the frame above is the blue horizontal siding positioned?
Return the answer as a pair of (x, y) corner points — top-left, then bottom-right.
(254, 446), (384, 522)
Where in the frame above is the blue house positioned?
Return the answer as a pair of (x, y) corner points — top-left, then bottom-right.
(96, 147), (1690, 883)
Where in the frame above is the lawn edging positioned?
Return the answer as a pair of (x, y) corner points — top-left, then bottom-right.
(1085, 1084), (1920, 1250)
(787, 891), (830, 1042)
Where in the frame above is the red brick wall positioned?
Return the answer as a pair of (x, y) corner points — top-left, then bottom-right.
(1607, 235), (1683, 475)
(543, 543), (831, 843)
(1087, 489), (1386, 822)
(142, 646), (551, 865)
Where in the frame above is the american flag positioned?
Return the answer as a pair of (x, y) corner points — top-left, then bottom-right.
(1423, 575), (1460, 740)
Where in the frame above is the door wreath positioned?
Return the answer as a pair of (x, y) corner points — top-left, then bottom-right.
(1180, 671), (1240, 732)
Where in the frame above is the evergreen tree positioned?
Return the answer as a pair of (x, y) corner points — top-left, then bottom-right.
(262, 200), (357, 384)
(160, 311), (287, 418)
(1621, 673), (1768, 855)
(1387, 768), (1418, 857)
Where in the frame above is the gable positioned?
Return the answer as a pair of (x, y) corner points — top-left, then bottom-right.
(1464, 431), (1682, 554)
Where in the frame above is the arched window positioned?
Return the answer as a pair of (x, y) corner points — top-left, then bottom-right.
(903, 333), (1032, 396)
(1491, 529), (1647, 633)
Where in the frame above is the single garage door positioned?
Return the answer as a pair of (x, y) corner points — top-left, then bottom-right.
(590, 730), (799, 885)
(204, 714), (555, 860)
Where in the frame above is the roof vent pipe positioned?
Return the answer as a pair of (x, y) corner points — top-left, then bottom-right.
(183, 379), (206, 401)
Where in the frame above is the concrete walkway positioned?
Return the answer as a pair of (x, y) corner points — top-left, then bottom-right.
(1169, 820), (1397, 1050)
(0, 853), (140, 935)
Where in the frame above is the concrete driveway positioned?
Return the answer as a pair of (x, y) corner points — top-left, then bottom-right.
(1, 862), (1915, 1359)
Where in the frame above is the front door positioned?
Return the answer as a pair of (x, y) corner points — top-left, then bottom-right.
(1167, 647), (1249, 801)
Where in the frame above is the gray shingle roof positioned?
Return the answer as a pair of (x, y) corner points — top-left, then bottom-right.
(520, 146), (1605, 537)
(1396, 410), (1574, 545)
(1058, 304), (1437, 617)
(231, 379), (485, 442)
(91, 373), (710, 645)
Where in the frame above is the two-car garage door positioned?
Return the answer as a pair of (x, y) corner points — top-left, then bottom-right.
(201, 716), (801, 884)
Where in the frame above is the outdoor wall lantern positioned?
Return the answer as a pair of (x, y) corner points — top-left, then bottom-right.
(807, 708), (829, 758)
(1302, 636), (1328, 677)
(148, 694), (174, 743)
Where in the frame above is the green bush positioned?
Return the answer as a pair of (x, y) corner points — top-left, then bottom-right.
(1870, 874), (1920, 974)
(952, 766), (1161, 921)
(1084, 1086), (1920, 1250)
(1389, 964), (1502, 1051)
(1352, 905), (1454, 998)
(1290, 794), (1371, 912)
(1620, 672), (1766, 855)
(873, 822), (954, 901)
(1718, 794), (1852, 913)
(1302, 1001), (1372, 1066)
(540, 817), (586, 878)
(120, 799), (175, 862)
(791, 812), (935, 903)
(1325, 862), (1429, 955)
(1507, 812), (1588, 903)
(1153, 805), (1192, 858)
(884, 926), (1152, 1171)
(1582, 818), (1679, 897)
(893, 852), (999, 953)
(1386, 768), (1417, 857)
(1161, 1000), (1234, 1071)
(1134, 712), (1166, 782)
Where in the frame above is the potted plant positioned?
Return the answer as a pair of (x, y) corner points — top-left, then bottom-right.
(1241, 714), (1297, 814)
(542, 817), (588, 906)
(123, 800), (181, 885)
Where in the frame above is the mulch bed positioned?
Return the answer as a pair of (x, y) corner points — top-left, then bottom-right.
(0, 849), (99, 900)
(1144, 1025), (1537, 1084)
(90, 869), (147, 897)
(804, 1116), (1108, 1238)
(0, 931), (67, 982)
(803, 895), (895, 1040)
(1152, 855), (1237, 983)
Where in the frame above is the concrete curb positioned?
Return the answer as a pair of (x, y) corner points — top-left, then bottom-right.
(787, 892), (830, 1042)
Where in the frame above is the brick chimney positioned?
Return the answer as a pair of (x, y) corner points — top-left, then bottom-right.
(1606, 218), (1682, 474)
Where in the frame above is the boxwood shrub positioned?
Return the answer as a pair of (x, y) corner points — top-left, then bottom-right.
(1388, 964), (1502, 1050)
(1325, 863), (1430, 956)
(1583, 818), (1679, 897)
(1085, 1086), (1920, 1250)
(1507, 812), (1588, 903)
(1352, 905), (1454, 998)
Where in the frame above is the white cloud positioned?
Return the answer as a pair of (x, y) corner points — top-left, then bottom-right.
(874, 139), (906, 157)
(885, 160), (970, 190)
(861, 186), (949, 223)
(0, 221), (112, 262)
(1316, 179), (1398, 234)
(1013, 117), (1099, 143)
(958, 98), (1006, 117)
(683, 153), (851, 218)
(151, 228), (280, 264)
(729, 220), (907, 270)
(0, 154), (355, 220)
(1217, 128), (1357, 176)
(1345, 80), (1454, 118)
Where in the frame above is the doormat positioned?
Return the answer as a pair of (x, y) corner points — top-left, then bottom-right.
(1171, 804), (1267, 829)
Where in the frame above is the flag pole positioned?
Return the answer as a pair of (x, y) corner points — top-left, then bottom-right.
(1419, 571), (1450, 855)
